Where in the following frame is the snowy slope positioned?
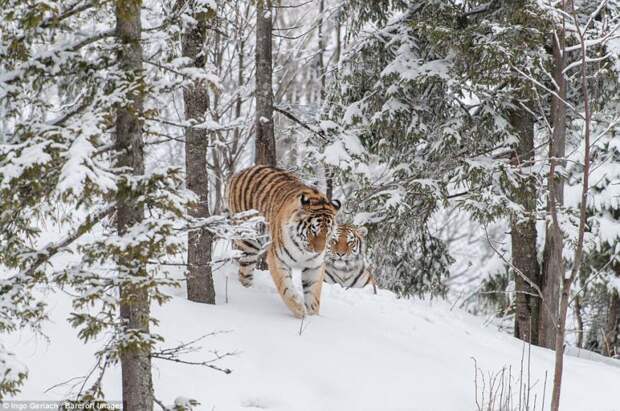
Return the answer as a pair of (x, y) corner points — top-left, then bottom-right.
(6, 261), (620, 411)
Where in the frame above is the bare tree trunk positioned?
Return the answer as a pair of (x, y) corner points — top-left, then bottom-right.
(255, 0), (276, 166)
(227, 0), (249, 175)
(183, 5), (216, 304)
(550, 5), (591, 407)
(574, 294), (584, 348)
(604, 288), (620, 357)
(211, 16), (225, 215)
(539, 5), (568, 350)
(115, 1), (152, 409)
(318, 0), (326, 103)
(254, 0), (275, 270)
(317, 0), (333, 200)
(510, 108), (542, 345)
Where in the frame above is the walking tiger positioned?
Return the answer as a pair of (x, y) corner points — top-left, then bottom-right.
(227, 165), (340, 318)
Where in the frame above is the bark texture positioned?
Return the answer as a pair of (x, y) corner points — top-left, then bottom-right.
(605, 289), (620, 357)
(509, 108), (542, 345)
(318, 0), (333, 200)
(574, 294), (584, 348)
(115, 0), (152, 409)
(255, 0), (276, 166)
(183, 5), (216, 304)
(550, 9), (591, 407)
(539, 20), (568, 349)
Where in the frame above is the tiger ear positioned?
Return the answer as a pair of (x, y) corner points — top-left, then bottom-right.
(300, 193), (311, 206)
(330, 199), (341, 210)
(357, 227), (368, 237)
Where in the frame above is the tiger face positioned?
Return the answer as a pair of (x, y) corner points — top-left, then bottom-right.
(292, 191), (341, 253)
(329, 225), (367, 262)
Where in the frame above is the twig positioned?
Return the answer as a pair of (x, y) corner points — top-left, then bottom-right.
(273, 106), (328, 141)
(18, 205), (114, 281)
(472, 357), (481, 411)
(541, 371), (548, 411)
(152, 352), (234, 374)
(483, 225), (557, 328)
(151, 332), (236, 374)
(154, 397), (171, 411)
(298, 316), (305, 336)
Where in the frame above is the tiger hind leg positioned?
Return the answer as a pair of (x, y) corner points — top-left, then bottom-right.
(234, 240), (260, 287)
(302, 264), (325, 315)
(266, 247), (305, 318)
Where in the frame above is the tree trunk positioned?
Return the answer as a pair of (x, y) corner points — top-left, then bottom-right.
(182, 5), (216, 304)
(550, 276), (571, 411)
(255, 0), (276, 166)
(539, 15), (567, 350)
(550, 8), (591, 407)
(114, 0), (152, 409)
(574, 294), (584, 348)
(605, 289), (620, 357)
(510, 107), (541, 345)
(317, 0), (326, 103)
(317, 0), (333, 200)
(226, 1), (249, 175)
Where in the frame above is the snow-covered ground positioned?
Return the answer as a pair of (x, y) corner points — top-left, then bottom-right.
(6, 262), (620, 411)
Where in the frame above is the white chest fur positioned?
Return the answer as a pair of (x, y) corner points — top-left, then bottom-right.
(327, 256), (364, 280)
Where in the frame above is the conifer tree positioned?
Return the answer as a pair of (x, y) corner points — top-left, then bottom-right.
(0, 0), (250, 401)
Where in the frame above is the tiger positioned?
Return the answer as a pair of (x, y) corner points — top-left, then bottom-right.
(325, 224), (377, 293)
(227, 165), (341, 318)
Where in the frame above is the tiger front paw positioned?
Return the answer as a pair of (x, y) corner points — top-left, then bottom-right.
(305, 298), (321, 316)
(239, 272), (253, 287)
(286, 293), (306, 318)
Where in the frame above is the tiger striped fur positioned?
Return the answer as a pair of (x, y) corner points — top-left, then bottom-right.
(325, 224), (376, 292)
(227, 165), (341, 318)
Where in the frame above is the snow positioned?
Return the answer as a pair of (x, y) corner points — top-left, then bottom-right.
(0, 139), (52, 190)
(322, 133), (363, 168)
(5, 256), (620, 411)
(610, 276), (620, 293)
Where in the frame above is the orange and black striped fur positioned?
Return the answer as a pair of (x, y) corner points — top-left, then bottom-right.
(227, 165), (341, 317)
(325, 224), (376, 293)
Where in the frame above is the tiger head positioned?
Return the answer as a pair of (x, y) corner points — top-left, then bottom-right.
(290, 190), (341, 253)
(328, 224), (368, 262)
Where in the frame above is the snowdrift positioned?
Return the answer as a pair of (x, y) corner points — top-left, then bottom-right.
(6, 264), (620, 411)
